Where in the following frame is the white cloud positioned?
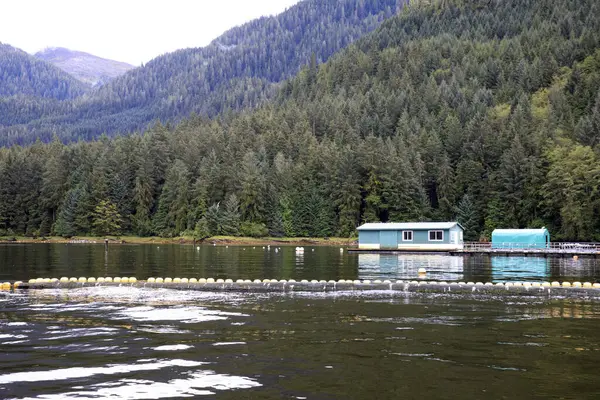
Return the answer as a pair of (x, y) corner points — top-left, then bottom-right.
(0, 0), (301, 65)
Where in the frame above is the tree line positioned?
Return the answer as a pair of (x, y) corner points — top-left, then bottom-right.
(0, 0), (599, 241)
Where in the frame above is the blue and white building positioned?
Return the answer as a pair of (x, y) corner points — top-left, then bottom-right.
(356, 222), (465, 251)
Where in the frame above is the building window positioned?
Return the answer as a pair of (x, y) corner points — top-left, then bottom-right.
(459, 231), (463, 241)
(429, 230), (443, 241)
(402, 231), (413, 241)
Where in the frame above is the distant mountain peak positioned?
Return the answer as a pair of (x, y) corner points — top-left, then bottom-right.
(35, 47), (134, 87)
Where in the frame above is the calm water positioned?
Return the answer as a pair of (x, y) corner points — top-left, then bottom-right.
(2, 244), (600, 399)
(1, 243), (600, 283)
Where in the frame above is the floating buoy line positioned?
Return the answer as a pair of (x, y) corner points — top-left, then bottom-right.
(2, 278), (600, 298)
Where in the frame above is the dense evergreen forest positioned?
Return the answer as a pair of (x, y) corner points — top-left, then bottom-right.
(1, 0), (600, 241)
(0, 0), (403, 146)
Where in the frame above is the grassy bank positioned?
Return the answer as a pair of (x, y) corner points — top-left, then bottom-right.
(0, 235), (357, 246)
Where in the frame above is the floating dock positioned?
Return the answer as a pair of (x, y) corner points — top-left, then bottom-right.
(349, 242), (600, 257)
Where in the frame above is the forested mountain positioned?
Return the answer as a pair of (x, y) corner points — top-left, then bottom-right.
(0, 43), (90, 129)
(0, 0), (403, 146)
(35, 47), (134, 87)
(1, 0), (599, 242)
(0, 43), (89, 99)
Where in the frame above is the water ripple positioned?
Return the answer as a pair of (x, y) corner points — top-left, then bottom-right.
(0, 359), (204, 384)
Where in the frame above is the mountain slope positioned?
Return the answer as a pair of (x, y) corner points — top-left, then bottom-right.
(1, 0), (599, 240)
(0, 43), (89, 132)
(35, 47), (134, 87)
(0, 43), (88, 99)
(0, 0), (404, 145)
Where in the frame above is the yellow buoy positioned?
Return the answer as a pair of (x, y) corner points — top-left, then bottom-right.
(147, 277), (156, 283)
(562, 282), (571, 287)
(60, 277), (69, 283)
(164, 277), (173, 283)
(104, 277), (113, 282)
(189, 278), (198, 283)
(13, 281), (22, 289)
(87, 277), (96, 283)
(173, 278), (182, 283)
(155, 277), (164, 283)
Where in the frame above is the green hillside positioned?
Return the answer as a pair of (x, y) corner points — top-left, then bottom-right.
(0, 43), (89, 135)
(1, 0), (599, 241)
(0, 43), (89, 99)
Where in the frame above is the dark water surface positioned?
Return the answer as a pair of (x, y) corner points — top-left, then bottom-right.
(1, 243), (600, 283)
(2, 289), (600, 399)
(2, 244), (600, 399)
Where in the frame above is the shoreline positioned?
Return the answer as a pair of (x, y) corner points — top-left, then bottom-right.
(0, 235), (358, 247)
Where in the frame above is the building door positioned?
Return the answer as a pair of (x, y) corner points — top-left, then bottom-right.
(380, 231), (397, 249)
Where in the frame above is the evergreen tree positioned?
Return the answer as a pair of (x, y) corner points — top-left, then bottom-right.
(92, 200), (123, 236)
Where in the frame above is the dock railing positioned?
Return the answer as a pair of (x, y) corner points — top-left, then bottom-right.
(463, 242), (600, 253)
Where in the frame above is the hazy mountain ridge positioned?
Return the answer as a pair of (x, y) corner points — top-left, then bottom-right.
(35, 47), (134, 87)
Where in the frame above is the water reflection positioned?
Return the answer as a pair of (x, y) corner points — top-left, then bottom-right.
(1, 244), (600, 283)
(358, 254), (464, 281)
(491, 256), (550, 281)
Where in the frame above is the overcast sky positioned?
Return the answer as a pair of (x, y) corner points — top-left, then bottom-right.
(1, 0), (301, 66)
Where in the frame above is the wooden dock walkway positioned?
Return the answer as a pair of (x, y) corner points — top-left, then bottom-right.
(349, 242), (600, 257)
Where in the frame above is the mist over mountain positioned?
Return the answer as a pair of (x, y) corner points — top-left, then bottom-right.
(35, 47), (134, 87)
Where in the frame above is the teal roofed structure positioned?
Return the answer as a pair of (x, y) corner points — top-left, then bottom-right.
(491, 228), (550, 249)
